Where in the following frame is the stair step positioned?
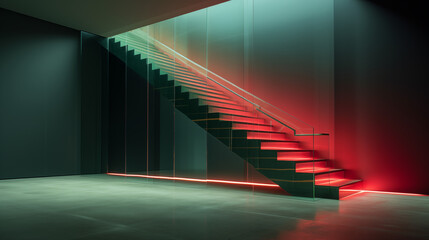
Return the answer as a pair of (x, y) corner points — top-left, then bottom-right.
(296, 167), (342, 174)
(156, 65), (198, 77)
(277, 151), (313, 161)
(232, 123), (275, 132)
(131, 47), (181, 64)
(220, 115), (266, 125)
(149, 58), (188, 70)
(139, 51), (181, 66)
(173, 78), (213, 88)
(188, 90), (230, 100)
(271, 158), (326, 163)
(260, 141), (300, 150)
(150, 59), (188, 70)
(162, 68), (200, 80)
(208, 107), (256, 118)
(202, 101), (247, 111)
(194, 95), (237, 105)
(161, 71), (205, 82)
(316, 178), (361, 187)
(295, 160), (327, 170)
(315, 179), (362, 200)
(247, 132), (288, 141)
(173, 75), (207, 83)
(180, 84), (223, 95)
(338, 180), (363, 199)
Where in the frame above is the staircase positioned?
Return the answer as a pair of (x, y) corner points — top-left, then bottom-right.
(108, 33), (362, 200)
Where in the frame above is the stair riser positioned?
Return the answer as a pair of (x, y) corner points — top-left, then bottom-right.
(158, 90), (189, 102)
(232, 123), (275, 132)
(260, 142), (300, 150)
(247, 132), (289, 141)
(315, 170), (344, 180)
(296, 161), (327, 170)
(209, 107), (257, 118)
(181, 85), (224, 95)
(274, 181), (315, 198)
(200, 100), (247, 111)
(176, 80), (214, 90)
(339, 181), (363, 199)
(232, 148), (277, 160)
(190, 94), (237, 105)
(220, 115), (266, 125)
(277, 151), (315, 161)
(189, 91), (231, 100)
(248, 158), (292, 168)
(256, 169), (296, 180)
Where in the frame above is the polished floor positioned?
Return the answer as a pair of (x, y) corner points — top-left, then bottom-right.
(0, 175), (428, 240)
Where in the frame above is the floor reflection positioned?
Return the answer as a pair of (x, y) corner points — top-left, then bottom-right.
(0, 175), (428, 240)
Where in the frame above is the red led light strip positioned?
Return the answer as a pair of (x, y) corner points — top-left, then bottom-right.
(107, 173), (280, 187)
(340, 189), (427, 197)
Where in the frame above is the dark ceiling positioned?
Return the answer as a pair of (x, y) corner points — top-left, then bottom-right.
(0, 0), (228, 37)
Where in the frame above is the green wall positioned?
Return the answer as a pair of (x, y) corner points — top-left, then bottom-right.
(0, 8), (105, 179)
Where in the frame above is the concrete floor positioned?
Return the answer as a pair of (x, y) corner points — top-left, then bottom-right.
(0, 175), (428, 240)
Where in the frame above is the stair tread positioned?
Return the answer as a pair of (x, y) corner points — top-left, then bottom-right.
(296, 167), (343, 174)
(194, 95), (236, 103)
(262, 147), (300, 150)
(276, 149), (312, 152)
(209, 107), (257, 118)
(190, 91), (230, 100)
(316, 178), (362, 187)
(260, 140), (299, 143)
(232, 123), (276, 132)
(219, 115), (267, 125)
(280, 158), (327, 162)
(180, 84), (223, 94)
(277, 158), (326, 162)
(201, 101), (247, 111)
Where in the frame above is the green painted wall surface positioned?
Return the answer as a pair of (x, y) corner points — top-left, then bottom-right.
(0, 8), (81, 178)
(0, 8), (106, 179)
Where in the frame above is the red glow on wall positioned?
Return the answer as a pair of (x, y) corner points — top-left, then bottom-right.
(107, 173), (280, 187)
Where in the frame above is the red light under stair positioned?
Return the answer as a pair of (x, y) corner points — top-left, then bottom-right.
(107, 173), (280, 187)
